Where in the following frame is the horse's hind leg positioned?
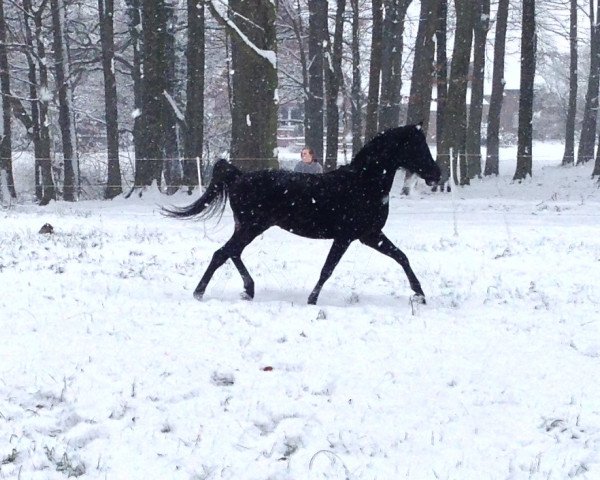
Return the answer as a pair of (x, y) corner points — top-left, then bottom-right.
(194, 228), (261, 301)
(360, 231), (426, 302)
(231, 256), (254, 300)
(308, 238), (352, 305)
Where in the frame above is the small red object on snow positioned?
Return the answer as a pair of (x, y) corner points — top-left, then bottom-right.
(262, 366), (273, 371)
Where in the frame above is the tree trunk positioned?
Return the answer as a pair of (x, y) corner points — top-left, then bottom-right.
(593, 3), (600, 175)
(406, 0), (438, 133)
(351, 0), (362, 155)
(183, 0), (204, 190)
(577, 0), (600, 165)
(440, 0), (473, 186)
(435, 0), (448, 189)
(24, 0), (55, 205)
(98, 0), (122, 199)
(465, 0), (490, 179)
(125, 0), (144, 167)
(35, 2), (54, 205)
(305, 0), (327, 162)
(514, 0), (536, 181)
(23, 1), (41, 201)
(594, 153), (600, 176)
(484, 0), (509, 176)
(324, 0), (345, 172)
(365, 0), (383, 141)
(562, 0), (577, 166)
(51, 0), (77, 201)
(162, 0), (182, 194)
(593, 152), (600, 176)
(379, 0), (412, 131)
(132, 0), (167, 190)
(208, 0), (278, 171)
(0, 0), (16, 201)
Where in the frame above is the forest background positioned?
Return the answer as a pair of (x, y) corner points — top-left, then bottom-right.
(0, 0), (598, 205)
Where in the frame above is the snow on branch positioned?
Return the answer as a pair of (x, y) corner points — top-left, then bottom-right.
(163, 90), (186, 124)
(207, 0), (277, 69)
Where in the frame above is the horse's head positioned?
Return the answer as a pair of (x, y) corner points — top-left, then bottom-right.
(397, 124), (441, 186)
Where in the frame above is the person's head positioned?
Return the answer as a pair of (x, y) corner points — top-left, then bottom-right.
(301, 147), (315, 164)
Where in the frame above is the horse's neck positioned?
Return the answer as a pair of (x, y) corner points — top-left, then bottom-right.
(356, 161), (397, 196)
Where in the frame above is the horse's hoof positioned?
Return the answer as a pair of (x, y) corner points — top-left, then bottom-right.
(411, 294), (426, 305)
(240, 292), (253, 301)
(193, 291), (204, 301)
(307, 296), (317, 305)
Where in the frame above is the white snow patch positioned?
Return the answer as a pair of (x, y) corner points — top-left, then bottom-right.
(2, 144), (600, 478)
(39, 86), (53, 102)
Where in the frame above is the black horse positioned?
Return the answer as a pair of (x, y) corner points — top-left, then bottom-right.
(165, 124), (441, 304)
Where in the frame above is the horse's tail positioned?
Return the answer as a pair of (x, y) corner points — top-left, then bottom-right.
(162, 159), (241, 221)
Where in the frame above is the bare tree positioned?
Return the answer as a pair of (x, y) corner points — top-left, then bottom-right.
(514, 0), (536, 181)
(183, 0), (204, 190)
(465, 0), (490, 179)
(594, 147), (600, 177)
(125, 0), (144, 167)
(324, 0), (345, 171)
(577, 0), (600, 165)
(350, 0), (362, 155)
(207, 0), (278, 171)
(594, 75), (600, 174)
(24, 0), (55, 205)
(406, 0), (438, 132)
(130, 0), (167, 192)
(484, 0), (509, 176)
(305, 0), (327, 162)
(434, 0), (448, 188)
(378, 0), (412, 131)
(562, 0), (577, 166)
(439, 0), (474, 186)
(98, 0), (122, 199)
(365, 0), (383, 141)
(51, 0), (77, 201)
(0, 0), (15, 201)
(162, 0), (182, 194)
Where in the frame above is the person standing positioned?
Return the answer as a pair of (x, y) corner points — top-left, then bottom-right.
(294, 147), (323, 174)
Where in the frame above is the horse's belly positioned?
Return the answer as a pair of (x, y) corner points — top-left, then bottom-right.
(276, 214), (378, 240)
(276, 218), (337, 239)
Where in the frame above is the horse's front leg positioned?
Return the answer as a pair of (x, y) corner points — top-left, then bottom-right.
(360, 231), (426, 303)
(308, 238), (352, 305)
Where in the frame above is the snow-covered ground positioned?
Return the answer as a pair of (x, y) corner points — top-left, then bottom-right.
(1, 144), (600, 479)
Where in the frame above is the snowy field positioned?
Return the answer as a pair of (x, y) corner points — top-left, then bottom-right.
(1, 144), (600, 479)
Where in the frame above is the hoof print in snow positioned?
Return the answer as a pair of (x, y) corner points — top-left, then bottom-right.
(39, 223), (54, 234)
(346, 292), (360, 304)
(316, 309), (327, 320)
(211, 371), (235, 387)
